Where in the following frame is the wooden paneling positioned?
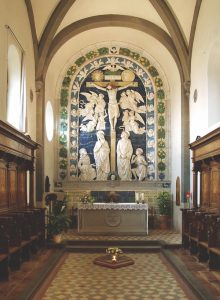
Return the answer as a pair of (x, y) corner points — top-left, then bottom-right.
(8, 163), (17, 210)
(0, 121), (38, 212)
(210, 162), (220, 209)
(200, 165), (210, 208)
(0, 160), (8, 211)
(190, 127), (220, 209)
(17, 169), (27, 208)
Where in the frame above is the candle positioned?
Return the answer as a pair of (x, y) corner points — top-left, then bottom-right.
(135, 192), (139, 202)
(112, 255), (117, 262)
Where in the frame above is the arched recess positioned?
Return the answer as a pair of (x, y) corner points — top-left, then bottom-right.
(56, 45), (170, 183)
(208, 40), (220, 126)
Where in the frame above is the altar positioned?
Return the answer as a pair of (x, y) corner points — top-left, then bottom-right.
(78, 203), (148, 235)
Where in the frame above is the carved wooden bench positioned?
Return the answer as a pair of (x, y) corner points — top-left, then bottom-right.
(182, 208), (197, 249)
(0, 208), (46, 280)
(208, 217), (220, 269)
(197, 212), (220, 262)
(0, 225), (9, 281)
(0, 216), (22, 270)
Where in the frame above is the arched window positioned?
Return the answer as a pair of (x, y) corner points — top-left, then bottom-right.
(45, 101), (54, 142)
(6, 27), (26, 131)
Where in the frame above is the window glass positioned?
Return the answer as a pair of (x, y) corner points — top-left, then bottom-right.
(6, 28), (26, 131)
(45, 101), (54, 142)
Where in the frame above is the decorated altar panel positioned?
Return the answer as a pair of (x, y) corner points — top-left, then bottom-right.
(78, 202), (148, 235)
(57, 45), (169, 183)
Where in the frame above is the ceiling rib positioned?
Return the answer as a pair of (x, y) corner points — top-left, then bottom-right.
(149, 0), (190, 81)
(25, 0), (39, 67)
(40, 15), (182, 81)
(189, 0), (202, 64)
(37, 0), (76, 79)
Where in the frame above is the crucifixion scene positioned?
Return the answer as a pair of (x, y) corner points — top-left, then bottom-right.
(75, 56), (155, 181)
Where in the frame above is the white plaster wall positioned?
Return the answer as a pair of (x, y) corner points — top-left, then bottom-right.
(0, 0), (36, 140)
(190, 0), (220, 143)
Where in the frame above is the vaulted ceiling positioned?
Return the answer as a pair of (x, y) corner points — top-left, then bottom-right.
(26, 0), (202, 84)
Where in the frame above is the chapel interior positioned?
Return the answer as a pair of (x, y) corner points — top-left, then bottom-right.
(1, 0), (220, 299)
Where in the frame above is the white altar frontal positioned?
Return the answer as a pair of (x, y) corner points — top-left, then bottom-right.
(77, 203), (148, 235)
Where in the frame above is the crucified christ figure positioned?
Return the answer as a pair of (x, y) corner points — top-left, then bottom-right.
(91, 82), (130, 130)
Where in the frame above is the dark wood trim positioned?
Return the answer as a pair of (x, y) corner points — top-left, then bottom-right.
(189, 127), (220, 162)
(0, 121), (38, 161)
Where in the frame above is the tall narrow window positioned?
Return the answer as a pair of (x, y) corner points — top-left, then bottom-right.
(45, 101), (54, 142)
(6, 26), (26, 132)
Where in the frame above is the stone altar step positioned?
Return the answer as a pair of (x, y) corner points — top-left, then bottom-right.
(66, 239), (160, 246)
(65, 239), (162, 252)
(66, 244), (161, 252)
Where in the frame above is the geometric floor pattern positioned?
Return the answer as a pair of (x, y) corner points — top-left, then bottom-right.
(63, 229), (182, 245)
(41, 252), (192, 300)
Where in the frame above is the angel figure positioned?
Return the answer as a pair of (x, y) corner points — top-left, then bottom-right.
(79, 91), (98, 116)
(79, 91), (98, 132)
(131, 148), (148, 181)
(96, 110), (108, 130)
(80, 114), (97, 132)
(120, 89), (146, 113)
(122, 110), (131, 132)
(94, 93), (106, 116)
(131, 90), (146, 113)
(119, 92), (129, 110)
(128, 110), (145, 134)
(125, 89), (138, 111)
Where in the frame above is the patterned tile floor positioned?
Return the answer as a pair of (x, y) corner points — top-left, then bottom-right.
(63, 229), (182, 245)
(2, 231), (220, 299)
(39, 252), (195, 300)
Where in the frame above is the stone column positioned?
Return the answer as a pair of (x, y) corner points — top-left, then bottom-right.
(35, 80), (45, 202)
(181, 80), (191, 204)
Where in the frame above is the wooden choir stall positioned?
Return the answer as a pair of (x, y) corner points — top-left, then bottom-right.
(182, 127), (220, 269)
(0, 121), (45, 281)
